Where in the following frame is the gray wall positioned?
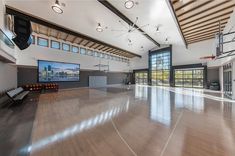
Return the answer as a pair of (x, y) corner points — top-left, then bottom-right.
(0, 61), (17, 92)
(17, 66), (129, 89)
(207, 68), (219, 83)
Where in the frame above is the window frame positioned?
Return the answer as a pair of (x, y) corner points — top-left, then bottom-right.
(37, 37), (49, 47)
(71, 45), (79, 53)
(80, 47), (87, 55)
(51, 40), (61, 50)
(62, 43), (70, 52)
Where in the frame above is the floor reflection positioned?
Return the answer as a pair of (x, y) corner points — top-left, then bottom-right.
(22, 96), (131, 153)
(15, 85), (235, 156)
(149, 87), (171, 126)
(174, 88), (204, 113)
(135, 85), (148, 100)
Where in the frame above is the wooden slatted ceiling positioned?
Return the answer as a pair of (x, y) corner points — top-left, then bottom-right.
(170, 0), (235, 44)
(31, 22), (137, 58)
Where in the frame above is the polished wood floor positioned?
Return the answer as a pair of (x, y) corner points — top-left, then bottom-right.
(2, 85), (235, 156)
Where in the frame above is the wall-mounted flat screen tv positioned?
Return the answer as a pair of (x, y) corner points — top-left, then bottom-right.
(38, 60), (80, 82)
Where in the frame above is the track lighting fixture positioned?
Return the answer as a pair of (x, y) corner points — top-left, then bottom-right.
(96, 23), (103, 32)
(52, 0), (63, 14)
(125, 0), (134, 9)
(165, 37), (168, 43)
(156, 26), (160, 33)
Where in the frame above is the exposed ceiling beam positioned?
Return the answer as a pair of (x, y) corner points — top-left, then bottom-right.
(97, 0), (160, 47)
(5, 5), (141, 58)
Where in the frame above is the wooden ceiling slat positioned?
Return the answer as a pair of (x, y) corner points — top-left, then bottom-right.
(107, 49), (116, 53)
(177, 0), (213, 17)
(78, 39), (84, 44)
(182, 17), (229, 32)
(184, 25), (225, 37)
(65, 34), (70, 41)
(107, 48), (113, 52)
(181, 10), (233, 27)
(99, 46), (107, 51)
(186, 30), (220, 41)
(179, 1), (233, 22)
(101, 47), (110, 51)
(95, 45), (103, 50)
(170, 0), (235, 44)
(172, 0), (178, 5)
(47, 28), (51, 36)
(98, 45), (105, 50)
(183, 21), (227, 34)
(56, 31), (61, 39)
(72, 36), (77, 43)
(188, 36), (215, 44)
(89, 42), (96, 48)
(175, 0), (196, 12)
(187, 33), (217, 42)
(181, 14), (231, 30)
(83, 41), (91, 47)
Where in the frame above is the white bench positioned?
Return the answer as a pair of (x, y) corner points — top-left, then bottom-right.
(6, 87), (29, 104)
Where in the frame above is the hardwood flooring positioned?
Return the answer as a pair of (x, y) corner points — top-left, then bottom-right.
(1, 85), (235, 156)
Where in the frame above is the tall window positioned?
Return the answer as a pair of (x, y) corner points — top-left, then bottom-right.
(174, 68), (204, 88)
(150, 48), (171, 86)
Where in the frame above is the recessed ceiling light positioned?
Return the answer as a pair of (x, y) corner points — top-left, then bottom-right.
(96, 23), (103, 32)
(52, 0), (63, 14)
(125, 0), (134, 9)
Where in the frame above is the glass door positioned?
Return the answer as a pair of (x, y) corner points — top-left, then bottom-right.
(174, 68), (204, 88)
(135, 71), (148, 85)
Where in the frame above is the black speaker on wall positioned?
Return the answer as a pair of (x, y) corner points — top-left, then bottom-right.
(12, 16), (32, 50)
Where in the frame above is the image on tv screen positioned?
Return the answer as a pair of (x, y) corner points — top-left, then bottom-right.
(38, 60), (80, 82)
